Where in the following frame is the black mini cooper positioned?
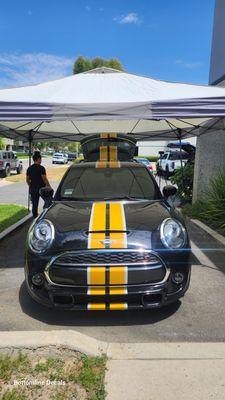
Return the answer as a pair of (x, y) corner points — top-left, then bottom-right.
(25, 134), (191, 310)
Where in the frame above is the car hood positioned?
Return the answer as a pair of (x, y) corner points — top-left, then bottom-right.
(41, 200), (179, 252)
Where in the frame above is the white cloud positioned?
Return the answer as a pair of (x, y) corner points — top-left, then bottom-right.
(0, 53), (74, 88)
(114, 13), (141, 25)
(85, 5), (91, 12)
(175, 59), (203, 69)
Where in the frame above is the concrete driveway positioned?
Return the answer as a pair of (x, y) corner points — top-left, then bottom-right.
(0, 220), (225, 343)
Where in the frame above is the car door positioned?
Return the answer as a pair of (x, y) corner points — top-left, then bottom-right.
(10, 152), (16, 169)
(160, 154), (168, 171)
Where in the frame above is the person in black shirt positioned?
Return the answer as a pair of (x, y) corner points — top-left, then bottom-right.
(26, 151), (51, 218)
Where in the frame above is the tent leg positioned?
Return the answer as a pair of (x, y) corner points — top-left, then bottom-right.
(27, 133), (32, 212)
(177, 129), (185, 192)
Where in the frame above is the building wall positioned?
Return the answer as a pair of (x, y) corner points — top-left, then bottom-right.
(193, 122), (225, 201)
(193, 0), (225, 201)
(209, 0), (225, 85)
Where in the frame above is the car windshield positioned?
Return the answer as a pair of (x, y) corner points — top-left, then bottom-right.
(168, 153), (188, 160)
(58, 166), (161, 201)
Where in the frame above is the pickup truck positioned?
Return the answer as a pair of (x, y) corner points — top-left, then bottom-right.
(156, 150), (189, 178)
(0, 151), (23, 177)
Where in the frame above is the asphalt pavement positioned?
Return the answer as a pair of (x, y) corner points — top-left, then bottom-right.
(0, 160), (225, 343)
(0, 156), (66, 207)
(0, 219), (225, 342)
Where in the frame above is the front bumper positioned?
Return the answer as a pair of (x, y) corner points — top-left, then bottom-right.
(26, 282), (190, 310)
(25, 261), (191, 311)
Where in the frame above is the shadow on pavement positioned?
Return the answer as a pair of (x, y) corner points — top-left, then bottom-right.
(187, 220), (225, 275)
(0, 223), (30, 269)
(19, 281), (181, 327)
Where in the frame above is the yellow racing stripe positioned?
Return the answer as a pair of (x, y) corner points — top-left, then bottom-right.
(88, 203), (106, 296)
(88, 303), (106, 310)
(88, 202), (106, 249)
(109, 145), (118, 161)
(95, 161), (120, 168)
(109, 303), (128, 310)
(100, 146), (108, 161)
(87, 195), (127, 307)
(100, 133), (108, 139)
(109, 203), (127, 295)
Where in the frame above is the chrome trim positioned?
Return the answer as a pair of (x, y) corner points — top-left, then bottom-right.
(160, 218), (187, 249)
(44, 249), (170, 288)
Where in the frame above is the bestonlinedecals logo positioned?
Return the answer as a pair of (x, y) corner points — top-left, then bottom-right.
(13, 379), (66, 386)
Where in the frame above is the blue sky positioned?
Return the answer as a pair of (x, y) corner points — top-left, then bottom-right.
(0, 0), (215, 88)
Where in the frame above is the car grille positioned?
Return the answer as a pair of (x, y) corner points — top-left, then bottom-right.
(46, 250), (168, 287)
(53, 250), (161, 266)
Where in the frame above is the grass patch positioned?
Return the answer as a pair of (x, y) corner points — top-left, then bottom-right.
(5, 166), (68, 183)
(0, 204), (29, 233)
(0, 350), (107, 400)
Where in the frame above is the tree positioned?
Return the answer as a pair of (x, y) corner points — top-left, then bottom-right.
(0, 138), (5, 150)
(107, 58), (123, 70)
(73, 56), (123, 74)
(73, 56), (92, 74)
(92, 57), (105, 69)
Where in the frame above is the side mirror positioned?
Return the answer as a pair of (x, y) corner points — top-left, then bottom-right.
(162, 185), (177, 199)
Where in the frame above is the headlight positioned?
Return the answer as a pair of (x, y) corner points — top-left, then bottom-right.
(160, 218), (186, 249)
(28, 219), (55, 253)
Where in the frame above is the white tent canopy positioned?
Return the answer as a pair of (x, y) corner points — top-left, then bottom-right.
(0, 67), (225, 142)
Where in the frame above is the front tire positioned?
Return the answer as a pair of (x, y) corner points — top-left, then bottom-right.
(5, 165), (11, 177)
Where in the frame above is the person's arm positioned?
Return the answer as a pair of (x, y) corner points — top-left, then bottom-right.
(41, 166), (52, 188)
(26, 174), (31, 187)
(42, 174), (51, 188)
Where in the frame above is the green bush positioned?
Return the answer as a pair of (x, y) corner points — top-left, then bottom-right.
(170, 161), (194, 202)
(182, 166), (225, 234)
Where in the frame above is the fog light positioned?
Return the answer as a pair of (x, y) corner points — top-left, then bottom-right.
(172, 272), (184, 284)
(32, 273), (44, 286)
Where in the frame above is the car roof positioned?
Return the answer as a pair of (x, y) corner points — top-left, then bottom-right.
(70, 161), (145, 169)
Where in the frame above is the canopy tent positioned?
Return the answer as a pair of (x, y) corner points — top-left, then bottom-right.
(0, 67), (225, 144)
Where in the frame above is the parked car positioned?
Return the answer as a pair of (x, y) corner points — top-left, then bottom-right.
(134, 157), (153, 172)
(25, 133), (191, 311)
(0, 151), (23, 177)
(67, 152), (78, 162)
(52, 153), (68, 164)
(156, 150), (190, 178)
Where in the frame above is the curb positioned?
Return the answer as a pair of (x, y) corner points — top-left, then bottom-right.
(191, 218), (225, 247)
(0, 331), (225, 360)
(0, 212), (32, 241)
(0, 331), (108, 357)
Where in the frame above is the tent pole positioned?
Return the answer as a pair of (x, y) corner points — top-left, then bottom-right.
(27, 131), (32, 211)
(177, 129), (185, 193)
